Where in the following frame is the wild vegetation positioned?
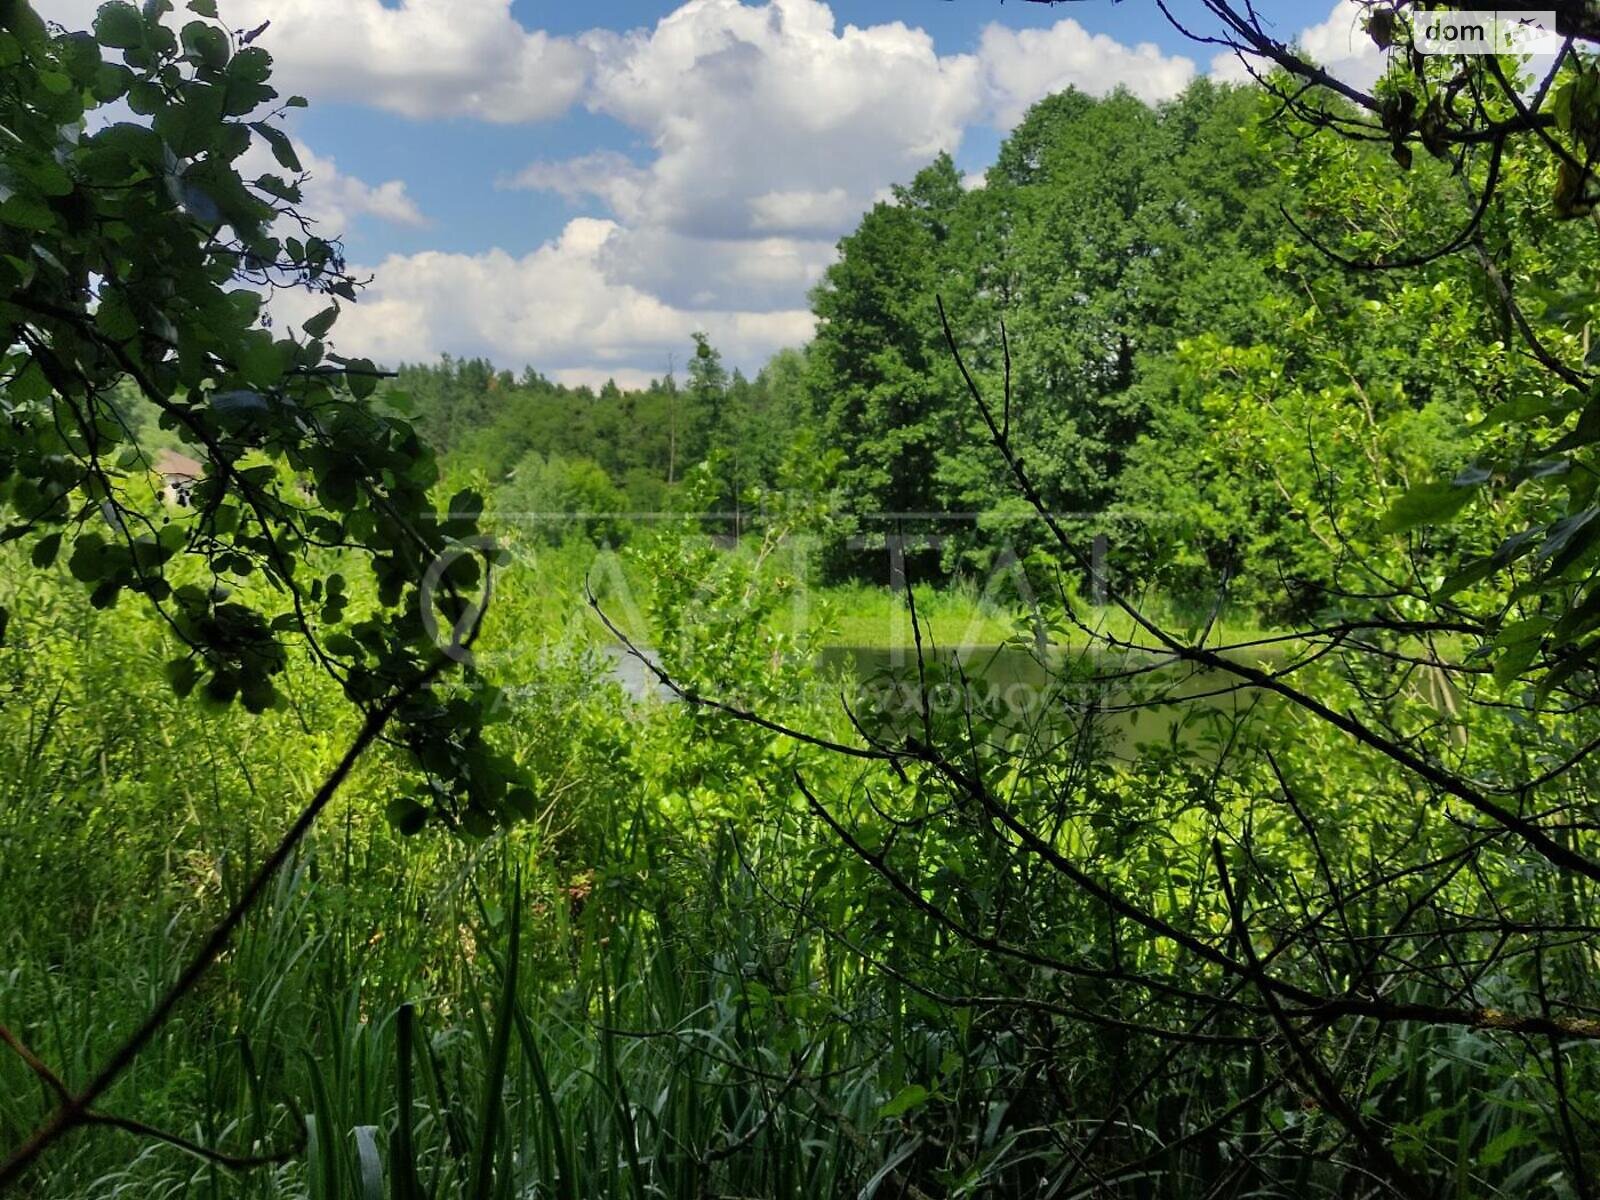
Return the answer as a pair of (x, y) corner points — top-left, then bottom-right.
(6, 0), (1600, 1197)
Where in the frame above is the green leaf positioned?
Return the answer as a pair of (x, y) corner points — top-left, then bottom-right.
(301, 304), (338, 340)
(1537, 508), (1600, 576)
(187, 0), (217, 14)
(1435, 559), (1495, 600)
(249, 121), (300, 173)
(353, 1126), (383, 1200)
(1535, 647), (1594, 706)
(878, 1084), (930, 1119)
(93, 2), (145, 49)
(251, 172), (298, 205)
(386, 796), (427, 836)
(95, 294), (138, 342)
(323, 632), (362, 658)
(1493, 640), (1541, 688)
(68, 535), (107, 583)
(165, 657), (201, 698)
(228, 45), (271, 86)
(506, 788), (537, 822)
(318, 465), (358, 511)
(89, 60), (132, 101)
(87, 120), (162, 168)
(1380, 480), (1476, 534)
(17, 156), (71, 197)
(468, 877), (520, 1198)
(1437, 528), (1541, 598)
(460, 807), (498, 839)
(238, 335), (287, 387)
(202, 672), (238, 708)
(239, 674), (276, 714)
(1478, 1124), (1535, 1167)
(1554, 586), (1600, 641)
(344, 357), (379, 399)
(1492, 616), (1551, 650)
(0, 0), (48, 41)
(0, 193), (56, 232)
(30, 532), (61, 568)
(179, 20), (227, 69)
(448, 489), (483, 520)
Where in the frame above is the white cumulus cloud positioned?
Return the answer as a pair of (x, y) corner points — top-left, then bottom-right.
(978, 19), (1198, 127)
(748, 188), (856, 235)
(303, 0), (1215, 374)
(285, 141), (426, 233)
(35, 0), (590, 122)
(499, 0), (989, 320)
(273, 218), (816, 376)
(501, 151), (652, 222)
(1294, 0), (1390, 90)
(503, 0), (1206, 322)
(573, 0), (985, 243)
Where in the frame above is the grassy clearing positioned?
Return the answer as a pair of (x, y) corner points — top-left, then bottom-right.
(495, 536), (1279, 656)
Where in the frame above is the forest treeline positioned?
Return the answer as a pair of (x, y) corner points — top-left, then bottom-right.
(396, 78), (1504, 618)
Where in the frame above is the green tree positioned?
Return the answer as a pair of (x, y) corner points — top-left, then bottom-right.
(498, 451), (625, 546)
(686, 330), (728, 465)
(808, 154), (965, 573)
(808, 85), (1291, 578)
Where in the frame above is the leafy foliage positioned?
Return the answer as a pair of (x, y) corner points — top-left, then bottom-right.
(0, 0), (512, 827)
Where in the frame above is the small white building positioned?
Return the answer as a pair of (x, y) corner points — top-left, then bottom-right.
(151, 448), (204, 507)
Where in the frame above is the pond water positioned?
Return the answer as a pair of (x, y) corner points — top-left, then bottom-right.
(819, 644), (1290, 748)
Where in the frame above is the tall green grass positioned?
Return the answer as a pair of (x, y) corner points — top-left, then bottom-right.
(0, 543), (1587, 1198)
(0, 827), (895, 1198)
(0, 565), (884, 1197)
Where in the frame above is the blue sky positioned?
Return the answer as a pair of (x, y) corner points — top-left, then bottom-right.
(44, 0), (1374, 383)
